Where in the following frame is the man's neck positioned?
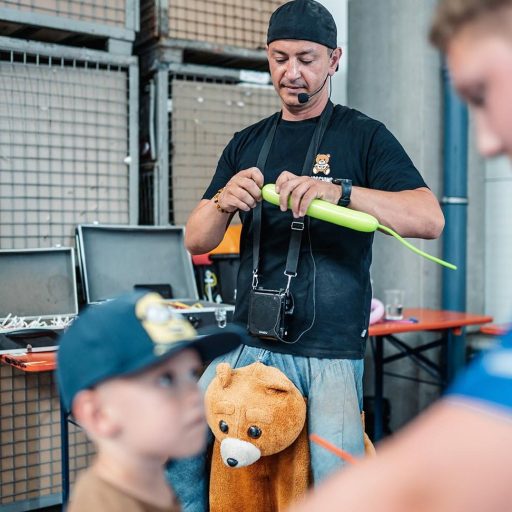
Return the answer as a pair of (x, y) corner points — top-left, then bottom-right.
(281, 93), (330, 121)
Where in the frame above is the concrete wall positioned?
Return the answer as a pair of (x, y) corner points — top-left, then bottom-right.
(485, 156), (512, 323)
(348, 0), (486, 432)
(318, 0), (348, 105)
(467, 117), (486, 317)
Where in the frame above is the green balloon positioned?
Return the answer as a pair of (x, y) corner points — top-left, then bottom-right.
(261, 184), (379, 233)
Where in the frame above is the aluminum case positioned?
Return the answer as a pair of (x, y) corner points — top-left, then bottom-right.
(76, 224), (234, 329)
(0, 247), (78, 354)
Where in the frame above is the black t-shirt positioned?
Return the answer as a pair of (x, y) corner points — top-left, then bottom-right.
(204, 104), (427, 359)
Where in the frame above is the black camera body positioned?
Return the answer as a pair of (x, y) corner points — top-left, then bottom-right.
(247, 287), (294, 341)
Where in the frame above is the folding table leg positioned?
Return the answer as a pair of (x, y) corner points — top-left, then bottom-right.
(60, 398), (70, 508)
(446, 328), (466, 383)
(373, 336), (384, 442)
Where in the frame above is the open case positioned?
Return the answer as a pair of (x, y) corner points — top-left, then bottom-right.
(0, 247), (78, 354)
(76, 224), (235, 329)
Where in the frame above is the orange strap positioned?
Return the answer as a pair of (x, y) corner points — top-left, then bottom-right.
(309, 433), (359, 465)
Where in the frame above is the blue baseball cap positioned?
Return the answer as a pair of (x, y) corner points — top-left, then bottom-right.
(57, 291), (246, 412)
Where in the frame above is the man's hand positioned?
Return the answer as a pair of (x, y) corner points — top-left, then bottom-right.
(217, 167), (264, 213)
(275, 172), (341, 217)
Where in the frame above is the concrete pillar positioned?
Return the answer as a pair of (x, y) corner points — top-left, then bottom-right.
(348, 0), (442, 307)
(348, 0), (485, 432)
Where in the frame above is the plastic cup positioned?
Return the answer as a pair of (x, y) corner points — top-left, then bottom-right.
(384, 289), (404, 320)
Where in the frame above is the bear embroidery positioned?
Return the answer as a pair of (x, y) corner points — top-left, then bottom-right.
(312, 153), (331, 175)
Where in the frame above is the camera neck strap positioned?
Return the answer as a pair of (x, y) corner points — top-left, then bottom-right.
(252, 101), (334, 291)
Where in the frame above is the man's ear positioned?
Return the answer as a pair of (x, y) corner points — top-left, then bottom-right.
(72, 389), (122, 438)
(330, 47), (342, 75)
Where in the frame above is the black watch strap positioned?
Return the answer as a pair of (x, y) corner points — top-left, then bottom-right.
(333, 178), (352, 207)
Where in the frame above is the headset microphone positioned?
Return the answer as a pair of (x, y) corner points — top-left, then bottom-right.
(297, 74), (330, 104)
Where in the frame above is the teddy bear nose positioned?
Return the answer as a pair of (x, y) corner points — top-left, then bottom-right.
(227, 458), (238, 467)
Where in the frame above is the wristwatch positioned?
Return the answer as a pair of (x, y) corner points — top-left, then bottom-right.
(332, 178), (352, 207)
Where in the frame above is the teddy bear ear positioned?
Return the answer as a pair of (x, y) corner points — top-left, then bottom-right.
(216, 362), (233, 388)
(254, 363), (293, 393)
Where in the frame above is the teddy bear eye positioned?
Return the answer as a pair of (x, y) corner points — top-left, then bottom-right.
(219, 420), (229, 433)
(247, 426), (262, 439)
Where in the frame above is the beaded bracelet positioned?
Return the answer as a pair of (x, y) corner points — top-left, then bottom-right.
(213, 188), (229, 214)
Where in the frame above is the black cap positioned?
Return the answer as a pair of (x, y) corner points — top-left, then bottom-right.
(267, 0), (337, 49)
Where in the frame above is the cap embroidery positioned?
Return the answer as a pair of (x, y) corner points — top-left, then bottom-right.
(135, 293), (197, 355)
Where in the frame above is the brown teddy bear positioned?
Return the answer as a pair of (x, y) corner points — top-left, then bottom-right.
(205, 362), (310, 512)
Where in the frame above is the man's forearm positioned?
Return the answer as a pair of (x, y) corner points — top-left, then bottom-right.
(350, 186), (445, 239)
(185, 168), (264, 254)
(185, 199), (234, 254)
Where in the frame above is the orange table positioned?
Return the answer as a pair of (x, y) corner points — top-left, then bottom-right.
(0, 350), (71, 505)
(480, 323), (510, 336)
(368, 308), (492, 441)
(1, 351), (56, 371)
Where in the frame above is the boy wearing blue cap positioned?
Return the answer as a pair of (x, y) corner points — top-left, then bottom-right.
(57, 291), (244, 512)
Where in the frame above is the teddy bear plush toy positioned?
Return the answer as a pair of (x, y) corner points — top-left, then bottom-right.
(205, 362), (309, 512)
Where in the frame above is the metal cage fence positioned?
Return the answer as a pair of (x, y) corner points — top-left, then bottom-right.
(140, 0), (284, 50)
(139, 63), (281, 225)
(168, 72), (280, 225)
(0, 364), (94, 511)
(0, 36), (139, 250)
(0, 0), (139, 44)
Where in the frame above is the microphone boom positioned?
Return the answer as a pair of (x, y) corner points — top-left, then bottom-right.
(296, 74), (330, 104)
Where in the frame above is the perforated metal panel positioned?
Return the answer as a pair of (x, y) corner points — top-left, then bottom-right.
(0, 37), (139, 249)
(169, 76), (280, 224)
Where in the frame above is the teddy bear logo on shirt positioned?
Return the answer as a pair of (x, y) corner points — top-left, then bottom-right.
(312, 153), (331, 175)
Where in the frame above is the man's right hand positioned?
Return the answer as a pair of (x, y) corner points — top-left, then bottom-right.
(216, 167), (264, 212)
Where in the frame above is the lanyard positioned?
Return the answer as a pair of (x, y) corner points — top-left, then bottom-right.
(252, 101), (334, 291)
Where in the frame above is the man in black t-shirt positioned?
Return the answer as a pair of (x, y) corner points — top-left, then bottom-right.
(168, 1), (445, 510)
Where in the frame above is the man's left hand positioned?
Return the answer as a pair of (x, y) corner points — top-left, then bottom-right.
(275, 172), (341, 217)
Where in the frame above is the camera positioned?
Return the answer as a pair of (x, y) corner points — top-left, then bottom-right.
(247, 288), (294, 341)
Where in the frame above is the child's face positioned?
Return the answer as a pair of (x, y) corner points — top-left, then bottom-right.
(448, 25), (512, 159)
(98, 348), (206, 460)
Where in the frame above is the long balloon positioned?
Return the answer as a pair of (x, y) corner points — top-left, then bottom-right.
(261, 184), (457, 270)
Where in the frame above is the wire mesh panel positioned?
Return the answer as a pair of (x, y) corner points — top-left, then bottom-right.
(141, 0), (284, 50)
(0, 0), (138, 42)
(0, 39), (138, 249)
(0, 364), (94, 509)
(0, 0), (126, 25)
(170, 76), (280, 224)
